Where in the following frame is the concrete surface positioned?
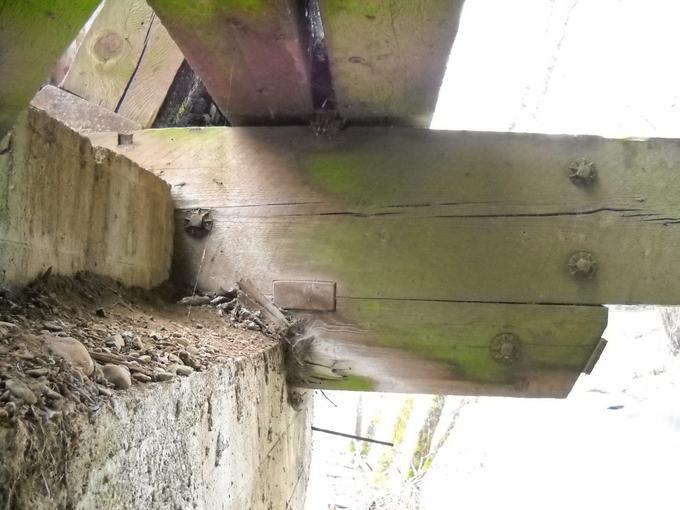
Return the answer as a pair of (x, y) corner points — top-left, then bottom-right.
(0, 106), (173, 289)
(1, 345), (311, 509)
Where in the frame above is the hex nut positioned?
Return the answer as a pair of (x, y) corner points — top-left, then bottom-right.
(568, 158), (597, 186)
(568, 251), (597, 280)
(490, 333), (522, 364)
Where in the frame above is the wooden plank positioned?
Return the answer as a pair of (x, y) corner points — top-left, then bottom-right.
(31, 85), (141, 134)
(273, 280), (336, 311)
(88, 126), (680, 306)
(0, 0), (99, 138)
(61, 0), (154, 111)
(292, 300), (607, 396)
(89, 125), (619, 396)
(319, 0), (465, 127)
(116, 18), (184, 127)
(147, 0), (313, 125)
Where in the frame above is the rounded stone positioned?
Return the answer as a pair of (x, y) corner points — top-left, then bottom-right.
(47, 336), (94, 375)
(5, 379), (37, 405)
(101, 364), (131, 390)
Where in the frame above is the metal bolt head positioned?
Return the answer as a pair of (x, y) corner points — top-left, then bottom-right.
(568, 158), (596, 186)
(490, 333), (521, 364)
(568, 251), (597, 280)
(184, 209), (213, 238)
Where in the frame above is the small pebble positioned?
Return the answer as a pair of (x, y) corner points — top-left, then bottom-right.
(97, 385), (113, 397)
(102, 364), (132, 390)
(153, 371), (173, 382)
(6, 379), (38, 405)
(95, 308), (107, 318)
(40, 385), (62, 400)
(105, 334), (125, 350)
(26, 368), (49, 377)
(132, 373), (151, 383)
(47, 336), (94, 375)
(42, 321), (63, 332)
(176, 365), (193, 377)
(178, 295), (211, 306)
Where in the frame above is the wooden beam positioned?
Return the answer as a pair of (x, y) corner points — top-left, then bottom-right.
(116, 18), (184, 127)
(319, 0), (465, 127)
(61, 0), (155, 111)
(31, 85), (141, 134)
(147, 0), (314, 125)
(60, 0), (183, 128)
(91, 126), (680, 306)
(0, 0), (99, 138)
(292, 300), (606, 397)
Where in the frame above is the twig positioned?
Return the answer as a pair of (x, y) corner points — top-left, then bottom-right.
(311, 426), (393, 447)
(319, 389), (337, 407)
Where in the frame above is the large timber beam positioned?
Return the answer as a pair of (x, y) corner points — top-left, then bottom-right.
(95, 125), (680, 395)
(0, 0), (99, 138)
(319, 0), (465, 127)
(147, 0), (314, 125)
(91, 127), (680, 306)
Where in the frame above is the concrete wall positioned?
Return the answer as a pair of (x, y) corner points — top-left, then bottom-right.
(0, 105), (173, 289)
(2, 345), (311, 509)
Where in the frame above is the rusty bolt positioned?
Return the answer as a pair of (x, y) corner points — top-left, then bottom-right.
(568, 251), (597, 280)
(490, 333), (521, 364)
(568, 158), (596, 186)
(183, 209), (213, 238)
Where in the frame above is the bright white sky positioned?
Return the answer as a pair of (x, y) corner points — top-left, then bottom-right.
(432, 0), (680, 138)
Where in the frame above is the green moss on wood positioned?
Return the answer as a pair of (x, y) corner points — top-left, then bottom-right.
(0, 1), (99, 137)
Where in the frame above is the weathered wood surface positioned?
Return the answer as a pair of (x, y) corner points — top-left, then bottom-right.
(0, 0), (99, 138)
(148, 0), (313, 125)
(61, 0), (154, 111)
(60, 0), (183, 128)
(293, 301), (606, 396)
(319, 0), (465, 127)
(91, 126), (680, 306)
(116, 18), (184, 127)
(0, 108), (173, 289)
(31, 86), (141, 134)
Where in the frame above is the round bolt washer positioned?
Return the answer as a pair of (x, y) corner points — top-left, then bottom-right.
(490, 332), (522, 364)
(568, 158), (597, 185)
(568, 251), (597, 280)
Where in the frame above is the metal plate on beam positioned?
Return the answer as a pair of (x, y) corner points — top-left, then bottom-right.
(273, 280), (336, 311)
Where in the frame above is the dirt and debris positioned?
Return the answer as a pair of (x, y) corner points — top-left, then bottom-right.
(0, 272), (276, 431)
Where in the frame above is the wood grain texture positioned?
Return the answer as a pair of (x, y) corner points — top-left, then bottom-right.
(147, 0), (313, 125)
(0, 0), (99, 138)
(31, 85), (141, 134)
(89, 125), (628, 395)
(294, 300), (607, 396)
(116, 18), (184, 127)
(91, 126), (680, 306)
(61, 0), (154, 111)
(319, 0), (465, 126)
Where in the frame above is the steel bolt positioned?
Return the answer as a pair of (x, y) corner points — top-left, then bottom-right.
(568, 158), (596, 186)
(568, 251), (597, 280)
(184, 209), (213, 238)
(490, 333), (521, 364)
